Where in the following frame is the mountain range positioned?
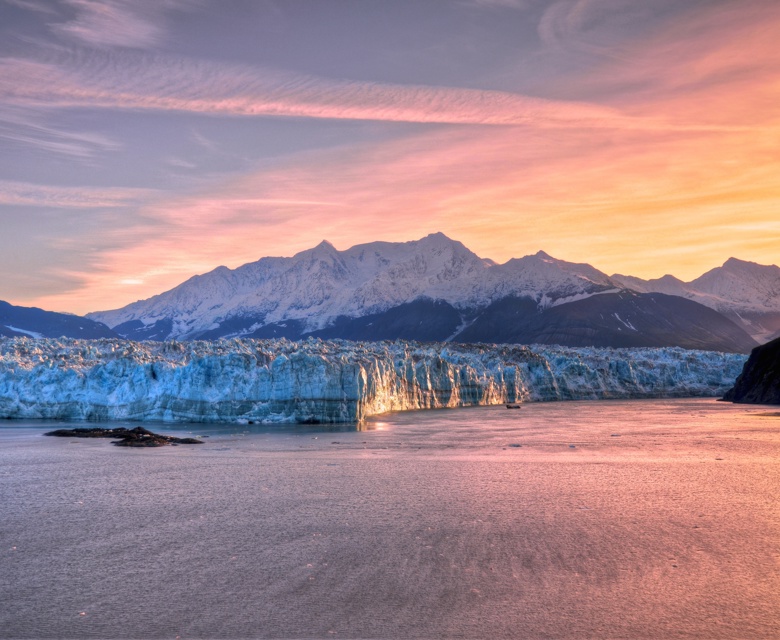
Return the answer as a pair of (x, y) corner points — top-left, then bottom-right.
(612, 259), (780, 343)
(72, 232), (778, 353)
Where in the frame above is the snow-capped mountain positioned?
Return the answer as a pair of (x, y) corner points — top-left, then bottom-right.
(88, 233), (621, 341)
(612, 258), (780, 343)
(85, 233), (761, 352)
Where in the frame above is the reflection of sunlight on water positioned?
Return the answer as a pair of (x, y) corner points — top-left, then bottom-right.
(5, 399), (778, 450)
(206, 421), (378, 436)
(359, 398), (780, 458)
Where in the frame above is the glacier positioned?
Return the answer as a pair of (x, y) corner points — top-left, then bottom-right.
(0, 337), (746, 424)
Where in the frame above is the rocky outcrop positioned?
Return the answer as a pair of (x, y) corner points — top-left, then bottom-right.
(723, 336), (780, 404)
(44, 426), (203, 447)
(0, 337), (747, 424)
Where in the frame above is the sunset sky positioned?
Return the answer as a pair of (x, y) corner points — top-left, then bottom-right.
(1, 0), (779, 315)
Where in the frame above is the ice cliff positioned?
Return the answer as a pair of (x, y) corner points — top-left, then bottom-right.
(0, 338), (746, 424)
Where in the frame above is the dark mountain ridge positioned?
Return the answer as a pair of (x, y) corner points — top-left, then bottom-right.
(0, 300), (117, 340)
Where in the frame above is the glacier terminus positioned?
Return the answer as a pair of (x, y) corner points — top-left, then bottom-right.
(0, 337), (746, 424)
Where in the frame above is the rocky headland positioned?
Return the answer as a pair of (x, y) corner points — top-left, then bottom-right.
(723, 336), (780, 404)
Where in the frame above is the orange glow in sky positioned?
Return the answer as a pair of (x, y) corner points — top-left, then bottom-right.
(1, 1), (778, 314)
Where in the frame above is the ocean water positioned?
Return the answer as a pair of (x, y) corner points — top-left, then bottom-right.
(1, 398), (779, 639)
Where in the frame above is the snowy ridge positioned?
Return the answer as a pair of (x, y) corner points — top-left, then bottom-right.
(613, 258), (780, 342)
(87, 235), (779, 343)
(0, 337), (745, 424)
(87, 234), (620, 339)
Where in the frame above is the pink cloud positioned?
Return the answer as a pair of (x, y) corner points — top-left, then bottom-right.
(558, 1), (780, 127)
(0, 51), (662, 130)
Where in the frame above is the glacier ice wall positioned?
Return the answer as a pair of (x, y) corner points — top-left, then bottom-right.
(0, 338), (746, 424)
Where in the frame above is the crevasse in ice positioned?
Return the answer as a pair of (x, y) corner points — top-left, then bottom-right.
(0, 337), (745, 423)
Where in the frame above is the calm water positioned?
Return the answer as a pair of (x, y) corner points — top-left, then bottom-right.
(1, 398), (779, 639)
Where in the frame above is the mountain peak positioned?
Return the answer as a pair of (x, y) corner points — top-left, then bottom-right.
(722, 257), (762, 270)
(419, 231), (457, 246)
(534, 250), (554, 261)
(295, 239), (339, 259)
(414, 232), (483, 262)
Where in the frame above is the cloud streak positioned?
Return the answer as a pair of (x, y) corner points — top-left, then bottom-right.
(0, 180), (154, 207)
(536, 0), (661, 55)
(54, 0), (163, 48)
(0, 50), (667, 130)
(3, 0), (59, 14)
(50, 0), (199, 48)
(0, 107), (120, 158)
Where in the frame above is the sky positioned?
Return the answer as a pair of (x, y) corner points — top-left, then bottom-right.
(1, 0), (779, 315)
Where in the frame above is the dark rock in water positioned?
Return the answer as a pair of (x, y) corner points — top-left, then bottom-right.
(44, 426), (204, 447)
(723, 336), (780, 404)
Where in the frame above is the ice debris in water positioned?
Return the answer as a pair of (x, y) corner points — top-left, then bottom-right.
(0, 337), (746, 424)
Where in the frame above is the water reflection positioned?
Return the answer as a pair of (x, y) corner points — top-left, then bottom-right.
(2, 397), (779, 639)
(0, 417), (375, 437)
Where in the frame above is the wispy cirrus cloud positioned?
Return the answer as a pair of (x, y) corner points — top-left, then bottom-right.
(536, 0), (670, 57)
(54, 0), (163, 48)
(0, 107), (120, 158)
(3, 0), (59, 14)
(50, 0), (198, 48)
(0, 180), (154, 207)
(0, 49), (657, 130)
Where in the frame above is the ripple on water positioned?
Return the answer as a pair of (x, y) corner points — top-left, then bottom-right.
(1, 398), (779, 638)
